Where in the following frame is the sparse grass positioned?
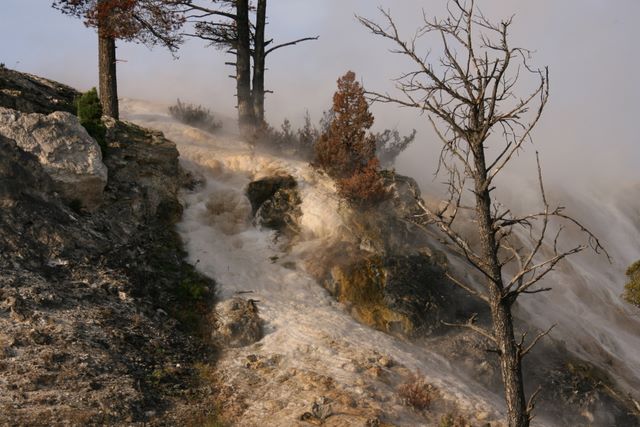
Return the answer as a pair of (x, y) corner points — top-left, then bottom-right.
(186, 412), (228, 427)
(171, 262), (213, 336)
(184, 363), (227, 426)
(149, 368), (171, 386)
(134, 225), (214, 337)
(169, 99), (222, 133)
(440, 412), (471, 427)
(397, 371), (438, 411)
(566, 360), (611, 387)
(623, 260), (640, 307)
(177, 271), (208, 302)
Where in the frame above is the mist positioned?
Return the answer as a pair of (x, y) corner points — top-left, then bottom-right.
(2, 0), (638, 191)
(3, 1), (640, 423)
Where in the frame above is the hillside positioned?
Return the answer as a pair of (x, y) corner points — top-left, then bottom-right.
(122, 97), (640, 426)
(0, 68), (219, 425)
(1, 68), (639, 426)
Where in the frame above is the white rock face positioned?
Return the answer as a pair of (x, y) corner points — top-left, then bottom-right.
(0, 107), (108, 209)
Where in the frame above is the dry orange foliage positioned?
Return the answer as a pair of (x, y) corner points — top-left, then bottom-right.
(315, 71), (387, 206)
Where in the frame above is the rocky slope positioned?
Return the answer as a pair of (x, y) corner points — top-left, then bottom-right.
(241, 168), (640, 426)
(119, 95), (640, 426)
(0, 69), (219, 426)
(2, 67), (639, 426)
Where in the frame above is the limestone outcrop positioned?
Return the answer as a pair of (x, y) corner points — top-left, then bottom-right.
(0, 67), (77, 115)
(212, 298), (263, 348)
(246, 174), (302, 234)
(0, 107), (107, 210)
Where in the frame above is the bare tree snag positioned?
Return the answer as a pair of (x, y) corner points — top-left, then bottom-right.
(235, 0), (255, 133)
(180, 0), (317, 129)
(358, 1), (608, 425)
(252, 0), (266, 124)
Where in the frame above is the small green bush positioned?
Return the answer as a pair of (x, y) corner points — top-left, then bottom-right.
(76, 88), (107, 150)
(623, 260), (640, 307)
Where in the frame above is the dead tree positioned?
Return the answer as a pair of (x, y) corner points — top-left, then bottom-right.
(235, 0), (254, 130)
(178, 0), (317, 131)
(53, 0), (184, 119)
(252, 0), (266, 123)
(359, 2), (607, 426)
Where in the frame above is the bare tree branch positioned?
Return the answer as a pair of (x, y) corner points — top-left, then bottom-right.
(359, 2), (607, 425)
(265, 36), (319, 55)
(520, 324), (556, 358)
(442, 314), (497, 344)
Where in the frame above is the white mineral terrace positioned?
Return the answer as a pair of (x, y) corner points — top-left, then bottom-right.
(122, 99), (640, 426)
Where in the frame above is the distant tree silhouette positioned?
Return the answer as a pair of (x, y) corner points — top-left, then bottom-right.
(374, 128), (417, 168)
(53, 0), (183, 119)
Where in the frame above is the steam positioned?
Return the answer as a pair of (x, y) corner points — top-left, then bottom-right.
(513, 183), (640, 392)
(122, 96), (640, 424)
(5, 0), (638, 189)
(121, 99), (506, 424)
(5, 0), (639, 421)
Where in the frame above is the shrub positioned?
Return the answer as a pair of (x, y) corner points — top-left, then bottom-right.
(296, 112), (320, 157)
(254, 112), (319, 160)
(439, 413), (471, 427)
(267, 118), (297, 152)
(374, 128), (417, 168)
(623, 260), (640, 307)
(337, 159), (388, 207)
(76, 88), (106, 150)
(169, 99), (222, 133)
(397, 371), (438, 411)
(315, 71), (387, 206)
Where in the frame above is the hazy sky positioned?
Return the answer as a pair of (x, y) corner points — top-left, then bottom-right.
(1, 0), (639, 188)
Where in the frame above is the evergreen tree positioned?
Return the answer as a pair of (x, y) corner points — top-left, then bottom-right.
(315, 71), (386, 206)
(53, 0), (183, 119)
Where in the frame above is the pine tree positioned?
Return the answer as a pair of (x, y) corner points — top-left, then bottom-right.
(53, 0), (183, 119)
(315, 71), (386, 206)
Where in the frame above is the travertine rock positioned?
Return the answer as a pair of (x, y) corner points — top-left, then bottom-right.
(0, 107), (107, 209)
(212, 297), (263, 348)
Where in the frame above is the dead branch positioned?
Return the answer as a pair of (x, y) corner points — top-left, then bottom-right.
(265, 36), (319, 55)
(445, 271), (489, 303)
(442, 314), (497, 344)
(520, 324), (556, 357)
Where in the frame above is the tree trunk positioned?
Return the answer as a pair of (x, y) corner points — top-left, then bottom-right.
(236, 0), (254, 134)
(492, 297), (528, 427)
(98, 30), (119, 120)
(473, 142), (528, 427)
(252, 0), (267, 124)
